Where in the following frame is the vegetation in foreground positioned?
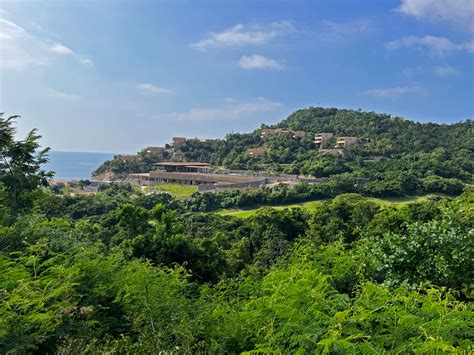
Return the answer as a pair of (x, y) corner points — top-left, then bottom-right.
(1, 114), (473, 353)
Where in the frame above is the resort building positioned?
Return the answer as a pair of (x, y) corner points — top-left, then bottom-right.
(247, 147), (267, 157)
(292, 130), (306, 138)
(172, 137), (188, 147)
(146, 146), (165, 154)
(171, 137), (218, 148)
(146, 146), (165, 161)
(260, 128), (287, 138)
(130, 162), (266, 189)
(158, 162), (211, 173)
(335, 136), (358, 149)
(315, 133), (334, 146)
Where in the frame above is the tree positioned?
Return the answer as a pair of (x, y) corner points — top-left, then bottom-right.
(0, 114), (52, 215)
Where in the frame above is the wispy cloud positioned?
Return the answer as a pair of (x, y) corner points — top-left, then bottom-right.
(386, 35), (473, 56)
(0, 17), (49, 70)
(49, 42), (74, 55)
(191, 21), (295, 52)
(48, 88), (81, 100)
(396, 0), (474, 32)
(153, 97), (281, 121)
(137, 83), (174, 94)
(238, 54), (283, 70)
(433, 65), (461, 77)
(363, 85), (425, 98)
(321, 19), (372, 37)
(0, 13), (92, 71)
(403, 65), (462, 78)
(80, 58), (94, 67)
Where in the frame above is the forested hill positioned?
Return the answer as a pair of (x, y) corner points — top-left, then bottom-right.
(179, 107), (472, 164)
(94, 107), (473, 197)
(276, 107), (472, 154)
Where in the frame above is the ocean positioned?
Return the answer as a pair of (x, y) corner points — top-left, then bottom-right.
(44, 151), (115, 181)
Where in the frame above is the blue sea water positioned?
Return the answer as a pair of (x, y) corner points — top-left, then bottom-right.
(44, 151), (115, 181)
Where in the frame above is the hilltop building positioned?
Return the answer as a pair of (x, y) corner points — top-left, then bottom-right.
(315, 133), (334, 146)
(172, 137), (188, 148)
(145, 146), (165, 161)
(171, 137), (218, 148)
(247, 147), (267, 157)
(146, 146), (165, 154)
(260, 128), (287, 138)
(292, 130), (306, 138)
(335, 137), (358, 149)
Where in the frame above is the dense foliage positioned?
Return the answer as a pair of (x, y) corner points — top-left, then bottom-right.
(1, 114), (473, 353)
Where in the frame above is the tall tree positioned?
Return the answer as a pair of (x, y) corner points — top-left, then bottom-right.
(0, 114), (52, 215)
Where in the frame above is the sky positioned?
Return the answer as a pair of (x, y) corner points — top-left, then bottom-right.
(0, 0), (473, 153)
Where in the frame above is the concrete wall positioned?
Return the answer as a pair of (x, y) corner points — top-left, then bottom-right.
(315, 133), (334, 145)
(149, 171), (259, 184)
(198, 178), (267, 192)
(336, 136), (358, 148)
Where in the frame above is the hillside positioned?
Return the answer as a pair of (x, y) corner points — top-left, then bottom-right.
(179, 107), (472, 166)
(94, 107), (473, 197)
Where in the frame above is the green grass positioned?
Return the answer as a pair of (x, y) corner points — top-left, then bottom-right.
(144, 183), (198, 197)
(217, 195), (443, 218)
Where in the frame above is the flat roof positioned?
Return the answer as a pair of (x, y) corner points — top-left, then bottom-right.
(155, 162), (211, 167)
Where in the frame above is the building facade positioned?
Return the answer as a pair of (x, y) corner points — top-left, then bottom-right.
(315, 133), (334, 146)
(247, 147), (267, 157)
(335, 136), (358, 149)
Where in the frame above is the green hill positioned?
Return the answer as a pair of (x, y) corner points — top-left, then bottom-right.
(94, 107), (473, 197)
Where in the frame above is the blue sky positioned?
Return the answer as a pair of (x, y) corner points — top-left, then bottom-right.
(1, 0), (473, 153)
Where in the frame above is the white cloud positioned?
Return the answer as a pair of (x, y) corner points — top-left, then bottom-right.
(386, 35), (472, 56)
(397, 0), (474, 31)
(0, 13), (92, 71)
(363, 85), (425, 98)
(403, 65), (462, 78)
(48, 88), (81, 100)
(321, 19), (372, 36)
(461, 40), (474, 52)
(80, 58), (94, 67)
(238, 54), (283, 70)
(153, 97), (281, 121)
(0, 17), (25, 40)
(433, 65), (461, 77)
(49, 42), (74, 55)
(0, 17), (49, 70)
(137, 83), (174, 94)
(191, 21), (295, 52)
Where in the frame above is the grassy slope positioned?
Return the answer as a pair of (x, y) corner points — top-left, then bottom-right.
(217, 195), (440, 218)
(144, 183), (198, 197)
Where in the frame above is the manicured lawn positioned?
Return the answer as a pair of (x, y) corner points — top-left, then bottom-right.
(145, 183), (198, 197)
(217, 195), (443, 218)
